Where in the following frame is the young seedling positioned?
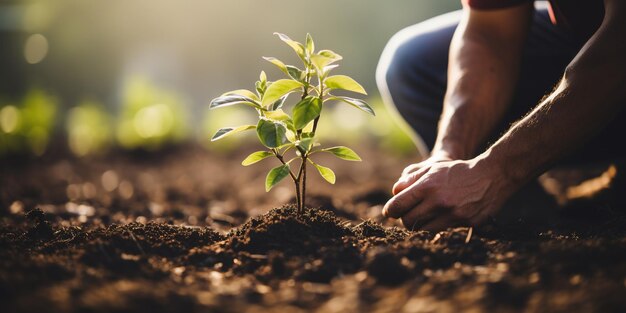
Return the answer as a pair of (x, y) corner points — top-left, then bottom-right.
(209, 33), (374, 214)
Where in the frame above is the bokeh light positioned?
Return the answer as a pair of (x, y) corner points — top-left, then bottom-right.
(0, 0), (460, 158)
(24, 33), (48, 64)
(116, 76), (188, 150)
(21, 89), (57, 155)
(133, 104), (174, 139)
(0, 89), (57, 156)
(67, 101), (112, 156)
(0, 105), (20, 133)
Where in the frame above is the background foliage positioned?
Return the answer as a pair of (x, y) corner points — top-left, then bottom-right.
(0, 0), (460, 157)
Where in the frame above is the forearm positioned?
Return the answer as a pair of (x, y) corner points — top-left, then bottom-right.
(478, 4), (626, 186)
(433, 6), (531, 160)
(434, 34), (520, 159)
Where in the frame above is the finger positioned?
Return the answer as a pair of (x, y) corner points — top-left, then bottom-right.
(401, 163), (423, 176)
(383, 184), (424, 218)
(421, 216), (457, 232)
(392, 166), (430, 195)
(399, 199), (439, 231)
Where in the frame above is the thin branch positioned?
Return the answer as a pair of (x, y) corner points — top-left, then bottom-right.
(296, 158), (306, 213)
(311, 75), (324, 136)
(311, 117), (320, 135)
(273, 149), (297, 182)
(301, 157), (307, 211)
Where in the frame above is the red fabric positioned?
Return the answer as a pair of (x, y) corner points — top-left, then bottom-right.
(462, 0), (604, 42)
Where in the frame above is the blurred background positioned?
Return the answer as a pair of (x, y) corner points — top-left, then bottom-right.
(0, 0), (460, 158)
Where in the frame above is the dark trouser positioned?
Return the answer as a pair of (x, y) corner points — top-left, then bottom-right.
(376, 6), (626, 164)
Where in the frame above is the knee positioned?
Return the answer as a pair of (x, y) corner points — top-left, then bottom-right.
(376, 14), (459, 155)
(377, 27), (430, 99)
(376, 20), (451, 107)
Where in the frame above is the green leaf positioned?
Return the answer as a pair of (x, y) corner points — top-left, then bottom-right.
(286, 66), (304, 81)
(311, 50), (342, 70)
(265, 109), (296, 142)
(308, 160), (336, 184)
(297, 138), (314, 153)
(265, 109), (291, 121)
(318, 49), (342, 61)
(310, 54), (335, 72)
(221, 89), (259, 101)
(321, 64), (340, 77)
(292, 97), (322, 130)
(329, 96), (375, 116)
(260, 71), (267, 84)
(270, 95), (287, 111)
(305, 33), (315, 55)
(256, 118), (288, 148)
(242, 151), (273, 166)
(210, 95), (260, 109)
(261, 79), (303, 107)
(274, 32), (306, 61)
(266, 164), (291, 191)
(321, 146), (362, 161)
(324, 75), (367, 95)
(255, 81), (265, 97)
(211, 125), (256, 141)
(265, 109), (295, 130)
(263, 57), (288, 75)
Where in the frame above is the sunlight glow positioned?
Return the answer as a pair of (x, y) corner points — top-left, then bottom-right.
(0, 106), (20, 133)
(24, 33), (49, 64)
(133, 103), (174, 138)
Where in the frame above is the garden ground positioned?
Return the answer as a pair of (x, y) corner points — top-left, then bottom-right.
(1, 144), (625, 312)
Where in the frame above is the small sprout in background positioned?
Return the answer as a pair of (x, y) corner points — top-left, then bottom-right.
(0, 89), (57, 156)
(21, 89), (58, 156)
(67, 100), (113, 156)
(209, 33), (375, 214)
(116, 76), (188, 150)
(0, 104), (22, 155)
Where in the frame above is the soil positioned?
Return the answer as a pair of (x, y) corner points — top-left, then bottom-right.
(1, 144), (625, 313)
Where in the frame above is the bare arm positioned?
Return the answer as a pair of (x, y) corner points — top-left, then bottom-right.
(386, 0), (626, 230)
(433, 2), (533, 160)
(478, 0), (626, 194)
(393, 3), (533, 194)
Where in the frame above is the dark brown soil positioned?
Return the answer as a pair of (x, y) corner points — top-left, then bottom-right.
(1, 145), (625, 312)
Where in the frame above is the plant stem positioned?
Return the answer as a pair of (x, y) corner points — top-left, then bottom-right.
(273, 149), (297, 182)
(296, 156), (306, 214)
(294, 179), (301, 211)
(311, 116), (320, 135)
(294, 58), (315, 214)
(311, 75), (324, 136)
(301, 157), (307, 212)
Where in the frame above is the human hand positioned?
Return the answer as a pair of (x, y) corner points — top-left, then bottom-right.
(392, 153), (453, 196)
(383, 157), (518, 231)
